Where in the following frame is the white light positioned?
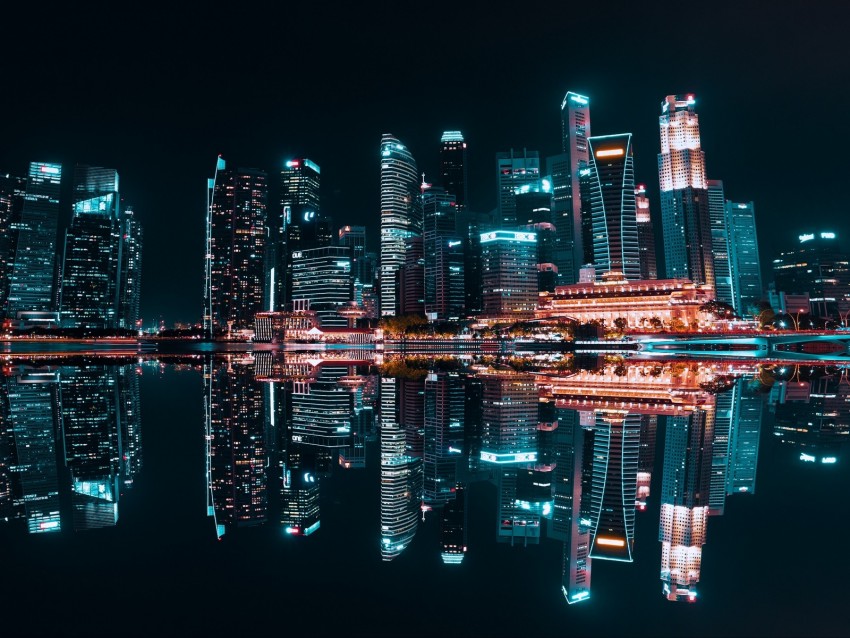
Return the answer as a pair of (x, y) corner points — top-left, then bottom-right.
(799, 233), (815, 243)
(800, 453), (816, 462)
(821, 232), (836, 239)
(821, 456), (837, 464)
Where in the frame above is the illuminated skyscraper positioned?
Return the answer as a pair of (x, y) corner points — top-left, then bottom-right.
(496, 148), (540, 226)
(60, 166), (122, 328)
(118, 206), (143, 329)
(726, 200), (762, 315)
(586, 135), (640, 280)
(548, 91), (591, 285)
(658, 94), (714, 288)
(440, 131), (468, 211)
(6, 162), (63, 320)
(726, 379), (762, 495)
(635, 184), (657, 280)
(380, 134), (421, 316)
(290, 365), (353, 448)
(637, 415), (657, 511)
(480, 373), (538, 465)
(423, 187), (464, 320)
(291, 245), (352, 327)
(516, 179), (557, 292)
(207, 162), (268, 332)
(480, 230), (538, 318)
(0, 172), (26, 313)
(338, 225), (367, 305)
(397, 235), (425, 316)
(707, 180), (733, 306)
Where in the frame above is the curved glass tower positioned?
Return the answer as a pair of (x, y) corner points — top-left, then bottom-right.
(380, 134), (421, 316)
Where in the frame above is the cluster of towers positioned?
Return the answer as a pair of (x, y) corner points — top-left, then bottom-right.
(0, 163), (143, 329)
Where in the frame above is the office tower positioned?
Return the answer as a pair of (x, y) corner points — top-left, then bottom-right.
(291, 365), (353, 448)
(548, 91), (591, 285)
(659, 405), (715, 602)
(278, 159), (328, 308)
(6, 162), (63, 320)
(587, 411), (641, 561)
(772, 232), (850, 319)
(339, 225), (367, 306)
(637, 415), (657, 511)
(397, 235), (424, 316)
(440, 131), (468, 211)
(0, 172), (26, 312)
(291, 245), (352, 327)
(726, 201), (763, 315)
(707, 180), (733, 306)
(516, 179), (557, 292)
(658, 95), (714, 288)
(726, 379), (762, 495)
(4, 369), (62, 533)
(207, 161), (268, 333)
(584, 134), (640, 281)
(423, 372), (464, 506)
(380, 134), (422, 316)
(118, 206), (143, 329)
(496, 148), (540, 226)
(480, 373), (538, 465)
(423, 187), (464, 320)
(440, 484), (467, 564)
(60, 166), (122, 328)
(480, 230), (538, 318)
(455, 208), (493, 316)
(635, 184), (657, 280)
(205, 357), (267, 534)
(60, 366), (121, 530)
(550, 409), (592, 603)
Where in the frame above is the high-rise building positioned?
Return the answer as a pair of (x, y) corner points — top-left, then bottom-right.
(60, 166), (122, 328)
(496, 148), (540, 226)
(455, 208), (493, 316)
(0, 172), (26, 313)
(291, 245), (352, 327)
(480, 230), (538, 318)
(118, 206), (143, 329)
(338, 225), (367, 306)
(6, 162), (63, 321)
(207, 161), (268, 333)
(397, 235), (425, 316)
(548, 91), (591, 285)
(585, 134), (640, 280)
(479, 372), (538, 465)
(423, 187), (464, 320)
(440, 131), (468, 211)
(707, 180), (733, 306)
(516, 179), (557, 292)
(658, 95), (714, 289)
(380, 134), (421, 317)
(635, 184), (657, 280)
(726, 201), (763, 315)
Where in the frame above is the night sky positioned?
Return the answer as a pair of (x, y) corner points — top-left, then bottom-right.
(2, 2), (848, 325)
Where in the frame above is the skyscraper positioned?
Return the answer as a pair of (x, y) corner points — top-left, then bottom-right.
(658, 94), (714, 289)
(585, 134), (641, 280)
(516, 179), (557, 292)
(726, 200), (763, 315)
(548, 91), (591, 285)
(0, 172), (26, 313)
(707, 180), (733, 306)
(207, 161), (268, 333)
(496, 149), (540, 226)
(635, 184), (657, 280)
(479, 372), (538, 465)
(338, 225), (367, 305)
(480, 230), (538, 318)
(60, 166), (122, 328)
(380, 134), (421, 316)
(291, 245), (352, 327)
(6, 162), (63, 321)
(440, 131), (468, 211)
(118, 206), (143, 329)
(423, 187), (464, 320)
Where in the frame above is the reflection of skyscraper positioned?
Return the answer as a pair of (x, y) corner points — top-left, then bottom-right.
(424, 373), (464, 506)
(118, 365), (142, 488)
(588, 410), (641, 561)
(659, 404), (715, 602)
(480, 373), (538, 465)
(637, 415), (657, 511)
(726, 380), (762, 494)
(291, 366), (352, 448)
(440, 484), (467, 564)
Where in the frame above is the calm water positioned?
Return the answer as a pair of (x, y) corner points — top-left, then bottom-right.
(1, 354), (848, 637)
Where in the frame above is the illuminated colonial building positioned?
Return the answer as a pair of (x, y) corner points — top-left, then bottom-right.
(536, 275), (713, 329)
(658, 94), (714, 289)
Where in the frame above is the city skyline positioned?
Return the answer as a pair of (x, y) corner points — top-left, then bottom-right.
(1, 3), (847, 324)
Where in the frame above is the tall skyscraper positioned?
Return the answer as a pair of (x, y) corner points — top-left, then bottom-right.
(0, 172), (26, 313)
(338, 225), (367, 306)
(118, 206), (143, 329)
(516, 180), (557, 292)
(635, 184), (657, 280)
(707, 180), (733, 306)
(60, 166), (122, 328)
(440, 131), (468, 211)
(585, 134), (641, 280)
(291, 245), (352, 327)
(207, 162), (268, 333)
(496, 149), (540, 226)
(423, 187), (464, 321)
(548, 91), (591, 285)
(480, 230), (538, 318)
(380, 134), (421, 316)
(726, 200), (763, 315)
(6, 162), (63, 320)
(397, 235), (425, 316)
(658, 94), (714, 289)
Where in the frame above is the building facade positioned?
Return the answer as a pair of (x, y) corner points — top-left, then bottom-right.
(480, 230), (538, 319)
(726, 200), (762, 315)
(291, 245), (352, 328)
(496, 148), (540, 226)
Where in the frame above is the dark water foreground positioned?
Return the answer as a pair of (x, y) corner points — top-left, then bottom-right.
(0, 355), (847, 637)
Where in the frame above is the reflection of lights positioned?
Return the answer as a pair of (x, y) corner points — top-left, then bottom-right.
(821, 457), (837, 464)
(800, 453), (816, 462)
(596, 537), (625, 547)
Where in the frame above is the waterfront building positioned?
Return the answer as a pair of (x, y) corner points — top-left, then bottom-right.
(440, 131), (468, 211)
(726, 201), (762, 315)
(496, 148), (540, 226)
(516, 179), (557, 293)
(635, 184), (657, 280)
(658, 95), (714, 289)
(585, 134), (640, 280)
(380, 134), (421, 317)
(6, 162), (63, 322)
(291, 245), (352, 327)
(707, 180), (733, 306)
(480, 230), (538, 319)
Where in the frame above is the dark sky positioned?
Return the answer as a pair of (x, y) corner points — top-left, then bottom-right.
(2, 1), (849, 325)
